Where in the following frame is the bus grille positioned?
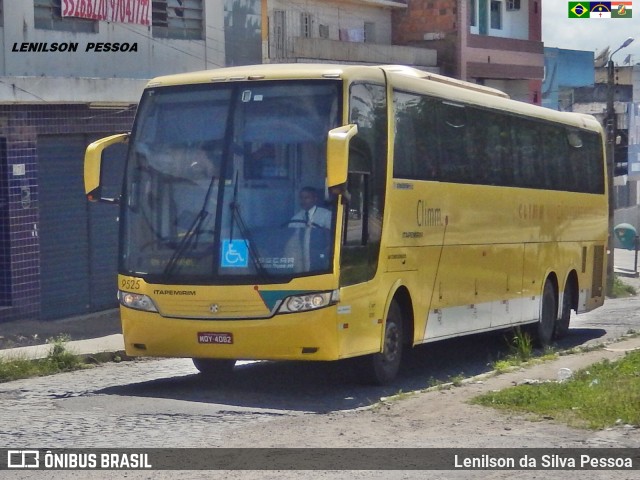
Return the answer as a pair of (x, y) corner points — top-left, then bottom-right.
(157, 299), (271, 320)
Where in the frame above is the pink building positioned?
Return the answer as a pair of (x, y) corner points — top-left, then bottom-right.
(392, 0), (543, 104)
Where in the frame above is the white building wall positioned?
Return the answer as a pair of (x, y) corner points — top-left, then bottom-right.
(266, 0), (393, 62)
(502, 2), (528, 40)
(474, 0), (529, 40)
(1, 1), (225, 79)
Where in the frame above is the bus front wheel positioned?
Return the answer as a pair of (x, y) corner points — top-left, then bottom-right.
(192, 358), (236, 379)
(360, 301), (404, 385)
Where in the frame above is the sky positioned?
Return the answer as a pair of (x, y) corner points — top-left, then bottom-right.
(542, 0), (640, 65)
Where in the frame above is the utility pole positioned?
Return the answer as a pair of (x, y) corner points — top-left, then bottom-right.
(605, 37), (634, 296)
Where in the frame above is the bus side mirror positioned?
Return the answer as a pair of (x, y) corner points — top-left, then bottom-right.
(327, 124), (358, 189)
(84, 133), (129, 203)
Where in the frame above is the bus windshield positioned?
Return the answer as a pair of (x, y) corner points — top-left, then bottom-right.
(121, 80), (341, 284)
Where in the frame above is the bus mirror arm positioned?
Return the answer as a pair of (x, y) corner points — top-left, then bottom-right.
(326, 124), (358, 188)
(84, 133), (129, 203)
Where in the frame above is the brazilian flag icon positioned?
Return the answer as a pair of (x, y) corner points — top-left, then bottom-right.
(568, 1), (590, 17)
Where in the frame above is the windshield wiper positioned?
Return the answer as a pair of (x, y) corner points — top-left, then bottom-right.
(228, 170), (270, 281)
(163, 175), (217, 277)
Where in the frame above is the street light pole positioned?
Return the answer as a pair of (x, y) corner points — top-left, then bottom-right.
(606, 37), (634, 296)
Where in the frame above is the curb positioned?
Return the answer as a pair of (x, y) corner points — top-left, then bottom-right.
(0, 334), (125, 361)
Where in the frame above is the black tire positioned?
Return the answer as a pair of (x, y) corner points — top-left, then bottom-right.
(555, 280), (574, 339)
(360, 301), (404, 385)
(192, 358), (236, 379)
(530, 280), (557, 347)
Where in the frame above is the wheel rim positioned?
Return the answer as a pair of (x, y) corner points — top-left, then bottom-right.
(383, 323), (401, 364)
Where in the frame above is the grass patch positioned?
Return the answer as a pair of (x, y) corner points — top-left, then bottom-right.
(510, 328), (533, 362)
(489, 329), (558, 373)
(609, 276), (637, 298)
(472, 350), (640, 429)
(0, 336), (85, 383)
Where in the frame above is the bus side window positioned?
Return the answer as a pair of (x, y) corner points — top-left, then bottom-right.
(513, 118), (545, 189)
(439, 102), (472, 184)
(343, 172), (368, 246)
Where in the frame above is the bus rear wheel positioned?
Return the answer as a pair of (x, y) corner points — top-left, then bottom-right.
(192, 358), (236, 379)
(530, 280), (557, 347)
(360, 301), (404, 385)
(555, 280), (575, 339)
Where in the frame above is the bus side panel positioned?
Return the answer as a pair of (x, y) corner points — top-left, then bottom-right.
(577, 243), (606, 313)
(336, 281), (384, 358)
(521, 243), (545, 323)
(385, 246), (439, 346)
(423, 244), (525, 340)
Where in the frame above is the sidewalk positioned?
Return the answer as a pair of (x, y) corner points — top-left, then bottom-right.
(0, 333), (124, 361)
(0, 308), (122, 358)
(614, 247), (640, 279)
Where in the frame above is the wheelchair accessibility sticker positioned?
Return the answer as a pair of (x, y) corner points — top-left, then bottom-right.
(221, 240), (249, 268)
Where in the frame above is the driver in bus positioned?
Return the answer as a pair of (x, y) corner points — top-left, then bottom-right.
(289, 186), (332, 230)
(287, 187), (332, 271)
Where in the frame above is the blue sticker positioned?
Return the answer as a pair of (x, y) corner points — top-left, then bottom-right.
(221, 240), (249, 268)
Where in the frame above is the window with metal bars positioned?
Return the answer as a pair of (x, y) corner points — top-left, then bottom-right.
(490, 0), (502, 29)
(364, 22), (375, 43)
(272, 9), (286, 58)
(506, 0), (520, 10)
(152, 0), (203, 40)
(300, 12), (312, 38)
(34, 0), (98, 32)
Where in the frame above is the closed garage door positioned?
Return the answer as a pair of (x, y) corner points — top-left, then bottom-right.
(38, 134), (124, 320)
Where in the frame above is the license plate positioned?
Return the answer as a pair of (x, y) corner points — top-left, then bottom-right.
(197, 332), (233, 344)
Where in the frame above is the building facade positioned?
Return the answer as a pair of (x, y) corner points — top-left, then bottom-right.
(542, 47), (595, 111)
(391, 0), (544, 103)
(0, 0), (226, 322)
(262, 0), (437, 69)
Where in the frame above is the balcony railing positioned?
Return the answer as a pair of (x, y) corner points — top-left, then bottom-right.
(269, 36), (436, 68)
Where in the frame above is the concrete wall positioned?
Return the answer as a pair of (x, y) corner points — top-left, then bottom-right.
(263, 0), (437, 67)
(0, 1), (226, 80)
(290, 37), (436, 67)
(266, 0), (395, 63)
(542, 47), (594, 110)
(489, 0), (529, 40)
(392, 0), (542, 103)
(392, 0), (457, 45)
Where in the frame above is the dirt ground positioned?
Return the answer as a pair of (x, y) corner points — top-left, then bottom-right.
(209, 335), (640, 480)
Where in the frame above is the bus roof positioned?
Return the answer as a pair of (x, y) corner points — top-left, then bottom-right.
(145, 63), (603, 134)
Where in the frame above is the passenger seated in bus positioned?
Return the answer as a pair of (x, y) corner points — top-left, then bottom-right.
(286, 187), (331, 271)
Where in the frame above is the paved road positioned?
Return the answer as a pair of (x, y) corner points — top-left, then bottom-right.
(0, 258), (636, 478)
(1, 287), (639, 453)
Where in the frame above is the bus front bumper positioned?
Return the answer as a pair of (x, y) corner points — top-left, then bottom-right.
(120, 306), (340, 361)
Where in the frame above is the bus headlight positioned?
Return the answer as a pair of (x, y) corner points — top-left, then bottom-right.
(118, 291), (158, 312)
(278, 290), (339, 314)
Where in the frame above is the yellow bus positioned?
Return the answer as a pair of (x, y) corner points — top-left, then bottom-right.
(85, 64), (607, 384)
